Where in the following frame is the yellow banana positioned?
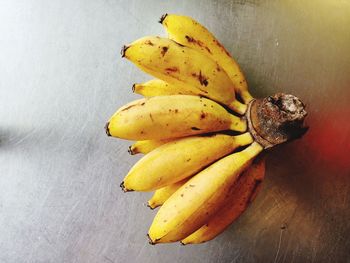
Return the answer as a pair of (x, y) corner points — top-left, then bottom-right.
(181, 157), (266, 245)
(104, 13), (309, 246)
(128, 139), (174, 155)
(148, 142), (263, 244)
(160, 14), (253, 104)
(133, 79), (196, 97)
(122, 133), (253, 192)
(122, 36), (246, 114)
(106, 95), (246, 141)
(147, 178), (190, 209)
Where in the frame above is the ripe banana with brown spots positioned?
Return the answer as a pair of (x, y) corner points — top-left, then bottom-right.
(181, 157), (266, 244)
(105, 13), (308, 246)
(148, 142), (263, 244)
(105, 95), (246, 141)
(122, 36), (247, 114)
(160, 14), (253, 104)
(122, 133), (253, 192)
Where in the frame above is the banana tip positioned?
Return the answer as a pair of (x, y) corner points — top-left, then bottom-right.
(180, 241), (187, 246)
(147, 234), (156, 245)
(146, 203), (156, 210)
(128, 146), (134, 155)
(120, 45), (129, 58)
(159, 13), (168, 24)
(120, 181), (133, 192)
(132, 83), (136, 93)
(104, 122), (111, 136)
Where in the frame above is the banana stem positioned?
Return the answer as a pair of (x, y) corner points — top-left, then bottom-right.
(228, 100), (247, 115)
(229, 115), (247, 132)
(234, 132), (254, 146)
(239, 90), (254, 104)
(246, 93), (308, 149)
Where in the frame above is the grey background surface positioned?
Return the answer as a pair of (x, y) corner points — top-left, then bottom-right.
(1, 0), (350, 262)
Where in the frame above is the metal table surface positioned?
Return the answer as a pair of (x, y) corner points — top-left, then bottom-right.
(1, 0), (349, 262)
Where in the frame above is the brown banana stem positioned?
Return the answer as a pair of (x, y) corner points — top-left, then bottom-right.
(246, 93), (308, 149)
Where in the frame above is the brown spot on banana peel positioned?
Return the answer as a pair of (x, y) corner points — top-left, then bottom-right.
(204, 46), (212, 54)
(165, 67), (178, 73)
(161, 46), (169, 56)
(121, 104), (137, 112)
(145, 40), (154, 46)
(198, 71), (208, 86)
(185, 35), (212, 54)
(246, 93), (308, 149)
(119, 100), (146, 113)
(169, 39), (185, 47)
(212, 39), (231, 57)
(198, 88), (208, 94)
(185, 35), (195, 43)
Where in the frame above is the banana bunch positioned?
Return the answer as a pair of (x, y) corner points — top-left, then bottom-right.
(105, 14), (308, 244)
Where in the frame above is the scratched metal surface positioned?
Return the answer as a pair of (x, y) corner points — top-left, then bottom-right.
(1, 0), (350, 262)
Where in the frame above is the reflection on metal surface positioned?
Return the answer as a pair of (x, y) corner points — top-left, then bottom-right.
(0, 0), (349, 262)
(307, 111), (350, 170)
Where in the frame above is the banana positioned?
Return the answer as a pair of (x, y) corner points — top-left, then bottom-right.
(106, 95), (246, 141)
(128, 138), (174, 155)
(133, 79), (196, 97)
(181, 157), (265, 244)
(104, 13), (309, 245)
(122, 133), (253, 192)
(160, 14), (253, 104)
(148, 142), (263, 244)
(147, 178), (190, 209)
(122, 36), (247, 114)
